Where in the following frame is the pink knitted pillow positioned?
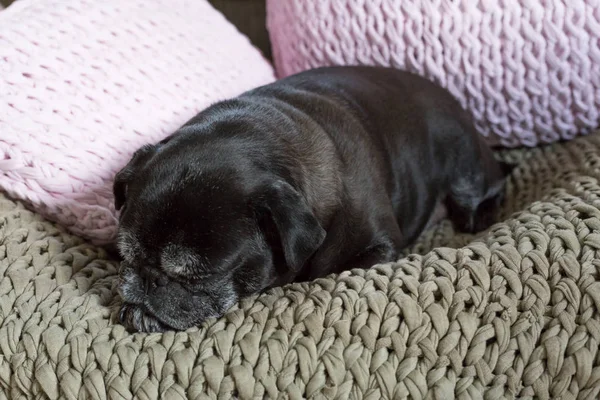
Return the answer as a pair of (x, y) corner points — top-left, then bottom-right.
(267, 0), (600, 147)
(0, 0), (275, 244)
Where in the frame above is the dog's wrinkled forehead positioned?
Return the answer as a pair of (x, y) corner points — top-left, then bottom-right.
(116, 171), (253, 272)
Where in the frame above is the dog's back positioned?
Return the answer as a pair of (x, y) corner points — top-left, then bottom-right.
(242, 66), (501, 249)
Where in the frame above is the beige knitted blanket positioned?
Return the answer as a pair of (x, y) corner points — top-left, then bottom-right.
(1, 134), (600, 399)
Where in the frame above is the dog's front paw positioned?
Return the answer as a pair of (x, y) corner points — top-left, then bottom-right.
(119, 303), (170, 333)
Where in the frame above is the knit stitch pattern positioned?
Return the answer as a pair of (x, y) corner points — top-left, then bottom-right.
(266, 0), (600, 148)
(0, 0), (275, 245)
(2, 133), (600, 399)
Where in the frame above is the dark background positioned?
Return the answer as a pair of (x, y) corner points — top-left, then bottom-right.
(0, 0), (272, 59)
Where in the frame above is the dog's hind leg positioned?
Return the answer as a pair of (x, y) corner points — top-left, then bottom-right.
(445, 140), (512, 234)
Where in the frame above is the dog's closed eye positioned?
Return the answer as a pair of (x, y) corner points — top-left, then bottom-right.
(160, 243), (208, 278)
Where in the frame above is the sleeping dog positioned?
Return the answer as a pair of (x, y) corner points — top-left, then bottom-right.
(114, 66), (511, 332)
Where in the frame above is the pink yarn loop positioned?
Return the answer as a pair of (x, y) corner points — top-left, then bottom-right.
(0, 0), (275, 244)
(267, 0), (600, 147)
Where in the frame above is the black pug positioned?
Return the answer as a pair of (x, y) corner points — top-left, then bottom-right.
(114, 66), (511, 332)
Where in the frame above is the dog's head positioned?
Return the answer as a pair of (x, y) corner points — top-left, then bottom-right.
(114, 135), (325, 332)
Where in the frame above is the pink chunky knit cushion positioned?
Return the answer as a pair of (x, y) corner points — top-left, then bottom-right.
(267, 0), (600, 147)
(0, 0), (275, 244)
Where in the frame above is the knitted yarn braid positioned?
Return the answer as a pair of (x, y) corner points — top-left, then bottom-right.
(266, 0), (600, 148)
(2, 133), (600, 398)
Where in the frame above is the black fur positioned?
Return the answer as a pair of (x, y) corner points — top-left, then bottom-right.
(114, 66), (510, 332)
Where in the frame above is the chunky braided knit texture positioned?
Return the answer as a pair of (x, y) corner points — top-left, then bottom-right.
(266, 0), (600, 148)
(2, 134), (600, 399)
(0, 0), (275, 245)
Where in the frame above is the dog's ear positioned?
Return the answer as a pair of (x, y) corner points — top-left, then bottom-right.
(113, 144), (157, 210)
(258, 180), (326, 272)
